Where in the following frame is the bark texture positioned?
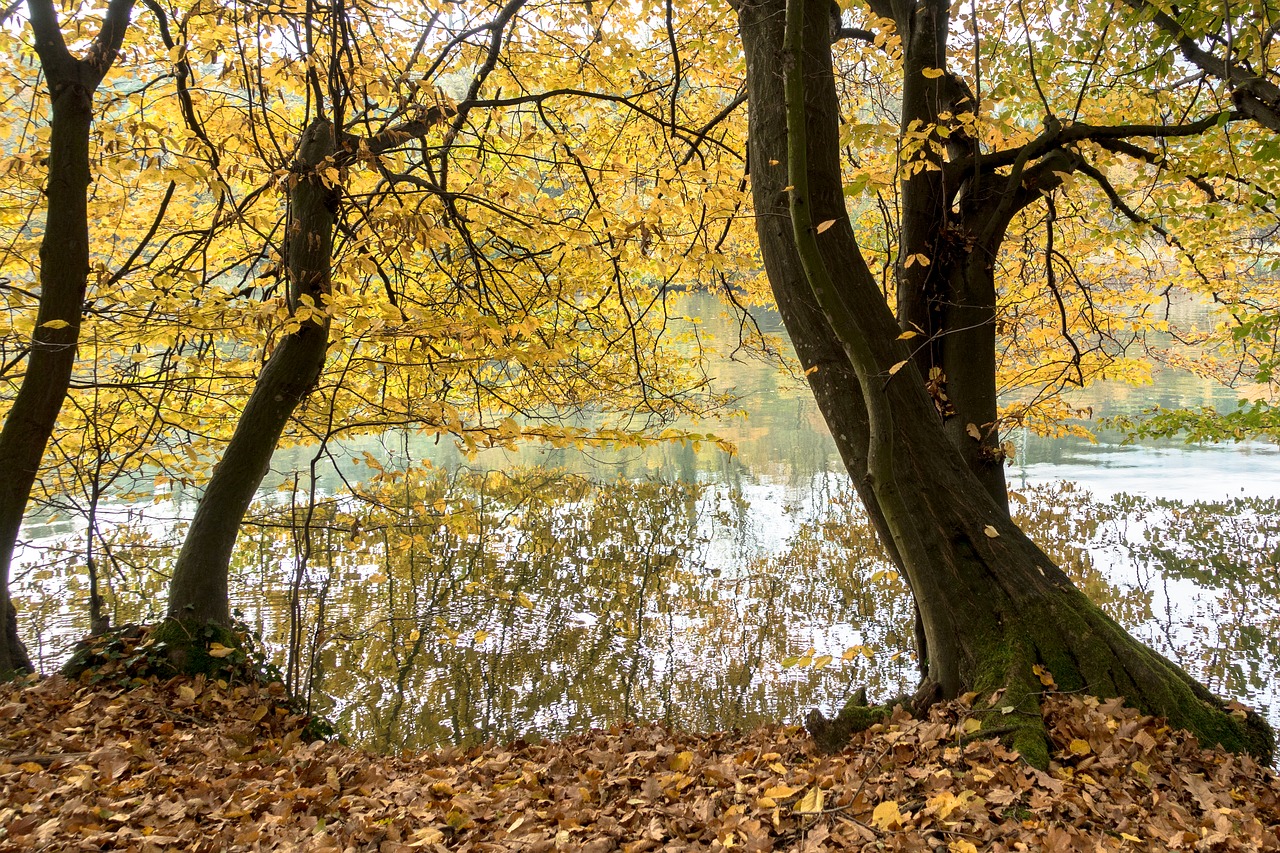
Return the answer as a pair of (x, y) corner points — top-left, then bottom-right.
(165, 119), (337, 629)
(0, 0), (134, 676)
(738, 0), (1273, 767)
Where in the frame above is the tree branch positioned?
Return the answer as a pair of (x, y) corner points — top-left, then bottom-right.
(86, 0), (134, 82)
(141, 0), (220, 169)
(1120, 0), (1280, 132)
(955, 111), (1238, 175)
(25, 0), (72, 74)
(835, 27), (876, 44)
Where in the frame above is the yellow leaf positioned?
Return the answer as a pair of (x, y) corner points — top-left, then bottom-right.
(515, 592), (534, 609)
(1120, 833), (1142, 842)
(961, 717), (982, 734)
(948, 841), (978, 853)
(669, 750), (695, 772)
(870, 800), (902, 830)
(983, 525), (999, 538)
(888, 360), (908, 376)
(473, 630), (490, 644)
(931, 790), (975, 820)
(40, 319), (70, 329)
(1033, 664), (1056, 686)
(207, 642), (235, 658)
(922, 67), (945, 78)
(1068, 738), (1091, 756)
(897, 330), (919, 340)
(764, 784), (801, 799)
(794, 786), (825, 814)
(812, 654), (833, 669)
(177, 685), (197, 702)
(815, 219), (837, 234)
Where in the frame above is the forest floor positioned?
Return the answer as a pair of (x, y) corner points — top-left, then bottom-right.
(1, 673), (1278, 852)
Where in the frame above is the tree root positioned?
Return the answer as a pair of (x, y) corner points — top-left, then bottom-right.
(806, 682), (941, 754)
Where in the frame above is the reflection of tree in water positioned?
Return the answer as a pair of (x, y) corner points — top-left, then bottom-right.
(1107, 493), (1280, 707)
(1011, 483), (1156, 630)
(14, 469), (1279, 749)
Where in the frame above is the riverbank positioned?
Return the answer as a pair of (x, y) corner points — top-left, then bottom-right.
(1, 674), (1277, 851)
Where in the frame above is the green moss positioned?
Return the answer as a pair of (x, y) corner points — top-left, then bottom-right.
(804, 690), (894, 753)
(969, 592), (1275, 768)
(967, 628), (1052, 768)
(151, 618), (243, 676)
(1010, 723), (1050, 769)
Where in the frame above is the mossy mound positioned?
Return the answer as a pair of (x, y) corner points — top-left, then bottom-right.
(62, 621), (257, 686)
(59, 620), (339, 742)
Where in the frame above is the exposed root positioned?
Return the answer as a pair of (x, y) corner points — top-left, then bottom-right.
(806, 681), (941, 754)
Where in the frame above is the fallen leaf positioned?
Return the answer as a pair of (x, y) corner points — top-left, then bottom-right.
(871, 800), (903, 830)
(795, 785), (825, 814)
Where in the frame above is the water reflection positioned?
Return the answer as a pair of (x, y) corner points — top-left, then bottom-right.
(16, 462), (1278, 751)
(12, 298), (1280, 749)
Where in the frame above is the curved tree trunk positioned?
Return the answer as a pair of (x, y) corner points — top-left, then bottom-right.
(738, 0), (1273, 767)
(0, 0), (134, 677)
(164, 118), (336, 632)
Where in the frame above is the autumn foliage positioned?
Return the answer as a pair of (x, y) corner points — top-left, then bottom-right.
(1, 0), (1279, 820)
(1, 673), (1277, 851)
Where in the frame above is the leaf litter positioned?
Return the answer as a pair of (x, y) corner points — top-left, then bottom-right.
(1, 676), (1277, 851)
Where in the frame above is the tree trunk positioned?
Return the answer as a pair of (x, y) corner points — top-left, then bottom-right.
(937, 240), (1005, 507)
(868, 0), (1011, 513)
(164, 118), (337, 631)
(738, 0), (1273, 767)
(0, 0), (135, 676)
